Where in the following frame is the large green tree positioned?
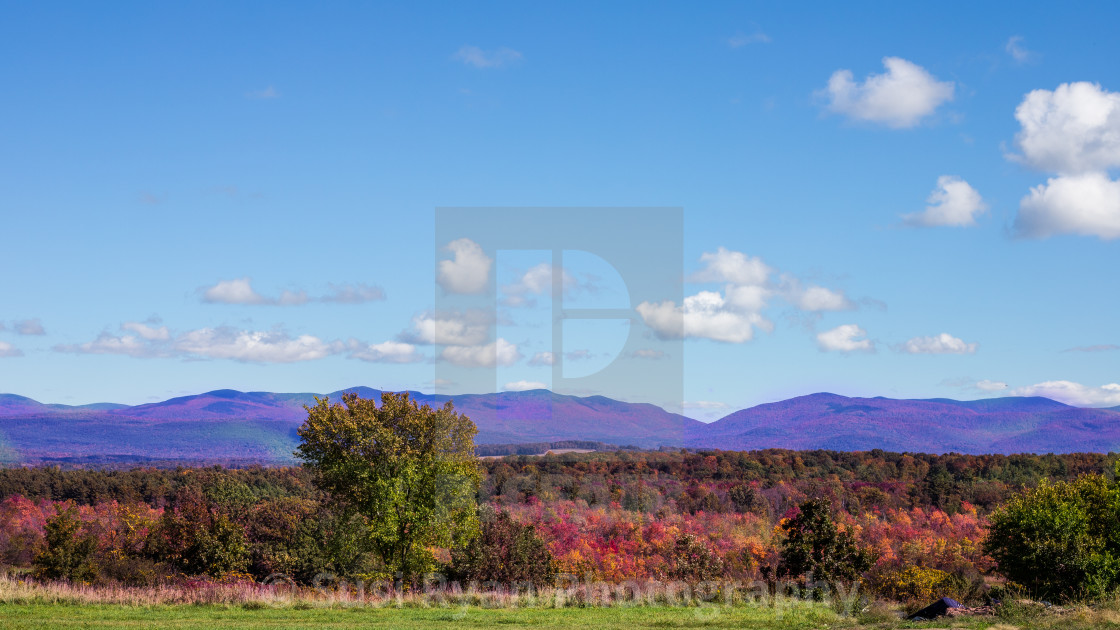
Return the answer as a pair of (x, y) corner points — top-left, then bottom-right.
(296, 392), (480, 582)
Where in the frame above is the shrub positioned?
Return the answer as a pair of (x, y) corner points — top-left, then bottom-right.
(869, 566), (966, 604)
(778, 498), (875, 583)
(665, 533), (724, 583)
(450, 509), (556, 588)
(33, 505), (97, 582)
(984, 473), (1120, 602)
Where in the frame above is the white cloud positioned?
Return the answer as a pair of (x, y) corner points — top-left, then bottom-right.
(1015, 171), (1120, 239)
(12, 319), (45, 336)
(898, 333), (978, 355)
(724, 284), (772, 312)
(174, 328), (338, 363)
(203, 278), (268, 305)
(529, 351), (554, 366)
(821, 57), (954, 128)
(502, 380), (547, 392)
(904, 176), (988, 227)
(1005, 36), (1032, 63)
(627, 349), (666, 360)
(440, 338), (521, 368)
(437, 238), (492, 294)
(1011, 82), (1120, 174)
(501, 263), (579, 306)
(403, 310), (491, 346)
(347, 340), (423, 363)
(817, 324), (874, 353)
(689, 247), (771, 285)
(321, 283), (385, 304)
(976, 379), (1009, 392)
(55, 332), (169, 359)
(1011, 380), (1120, 407)
(728, 31), (770, 48)
(453, 46), (523, 69)
(0, 341), (23, 358)
(637, 291), (769, 344)
(56, 323), (344, 363)
(202, 278), (387, 305)
(682, 400), (730, 410)
(789, 285), (853, 312)
(121, 321), (171, 341)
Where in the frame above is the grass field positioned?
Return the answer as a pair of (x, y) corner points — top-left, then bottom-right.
(1, 601), (1115, 630)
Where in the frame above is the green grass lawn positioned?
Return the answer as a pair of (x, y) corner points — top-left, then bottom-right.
(2, 599), (1116, 629)
(0, 602), (854, 630)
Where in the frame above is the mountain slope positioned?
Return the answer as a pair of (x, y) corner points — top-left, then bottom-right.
(687, 393), (1120, 454)
(1, 389), (1117, 465)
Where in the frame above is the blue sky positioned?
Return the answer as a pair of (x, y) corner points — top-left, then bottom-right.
(1, 2), (1118, 416)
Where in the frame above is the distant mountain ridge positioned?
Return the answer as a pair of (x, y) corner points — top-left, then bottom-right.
(0, 388), (1117, 465)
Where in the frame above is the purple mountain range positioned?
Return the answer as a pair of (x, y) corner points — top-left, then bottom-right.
(0, 388), (1117, 464)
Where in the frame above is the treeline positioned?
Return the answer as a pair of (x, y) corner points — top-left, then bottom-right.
(475, 441), (622, 457)
(0, 449), (1112, 516)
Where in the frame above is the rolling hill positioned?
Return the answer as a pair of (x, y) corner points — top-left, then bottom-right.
(0, 389), (1117, 465)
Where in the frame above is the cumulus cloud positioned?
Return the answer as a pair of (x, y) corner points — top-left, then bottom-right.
(57, 320), (424, 365)
(640, 247), (865, 344)
(788, 285), (853, 312)
(402, 310), (492, 347)
(821, 57), (954, 128)
(0, 341), (23, 358)
(503, 380), (547, 392)
(1015, 172), (1120, 239)
(689, 247), (770, 285)
(501, 263), (580, 306)
(346, 340), (423, 363)
(637, 291), (770, 344)
(529, 351), (554, 366)
(440, 338), (521, 368)
(1011, 82), (1120, 174)
(1008, 82), (1120, 239)
(121, 321), (171, 341)
(904, 176), (988, 227)
(437, 238), (492, 294)
(202, 278), (383, 305)
(816, 324), (874, 353)
(897, 333), (978, 355)
(1011, 380), (1120, 407)
(12, 319), (46, 336)
(55, 331), (173, 359)
(172, 328), (336, 363)
(453, 46), (523, 69)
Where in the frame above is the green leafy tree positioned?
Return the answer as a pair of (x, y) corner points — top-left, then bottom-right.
(985, 473), (1120, 601)
(296, 392), (480, 583)
(33, 505), (97, 582)
(778, 498), (874, 583)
